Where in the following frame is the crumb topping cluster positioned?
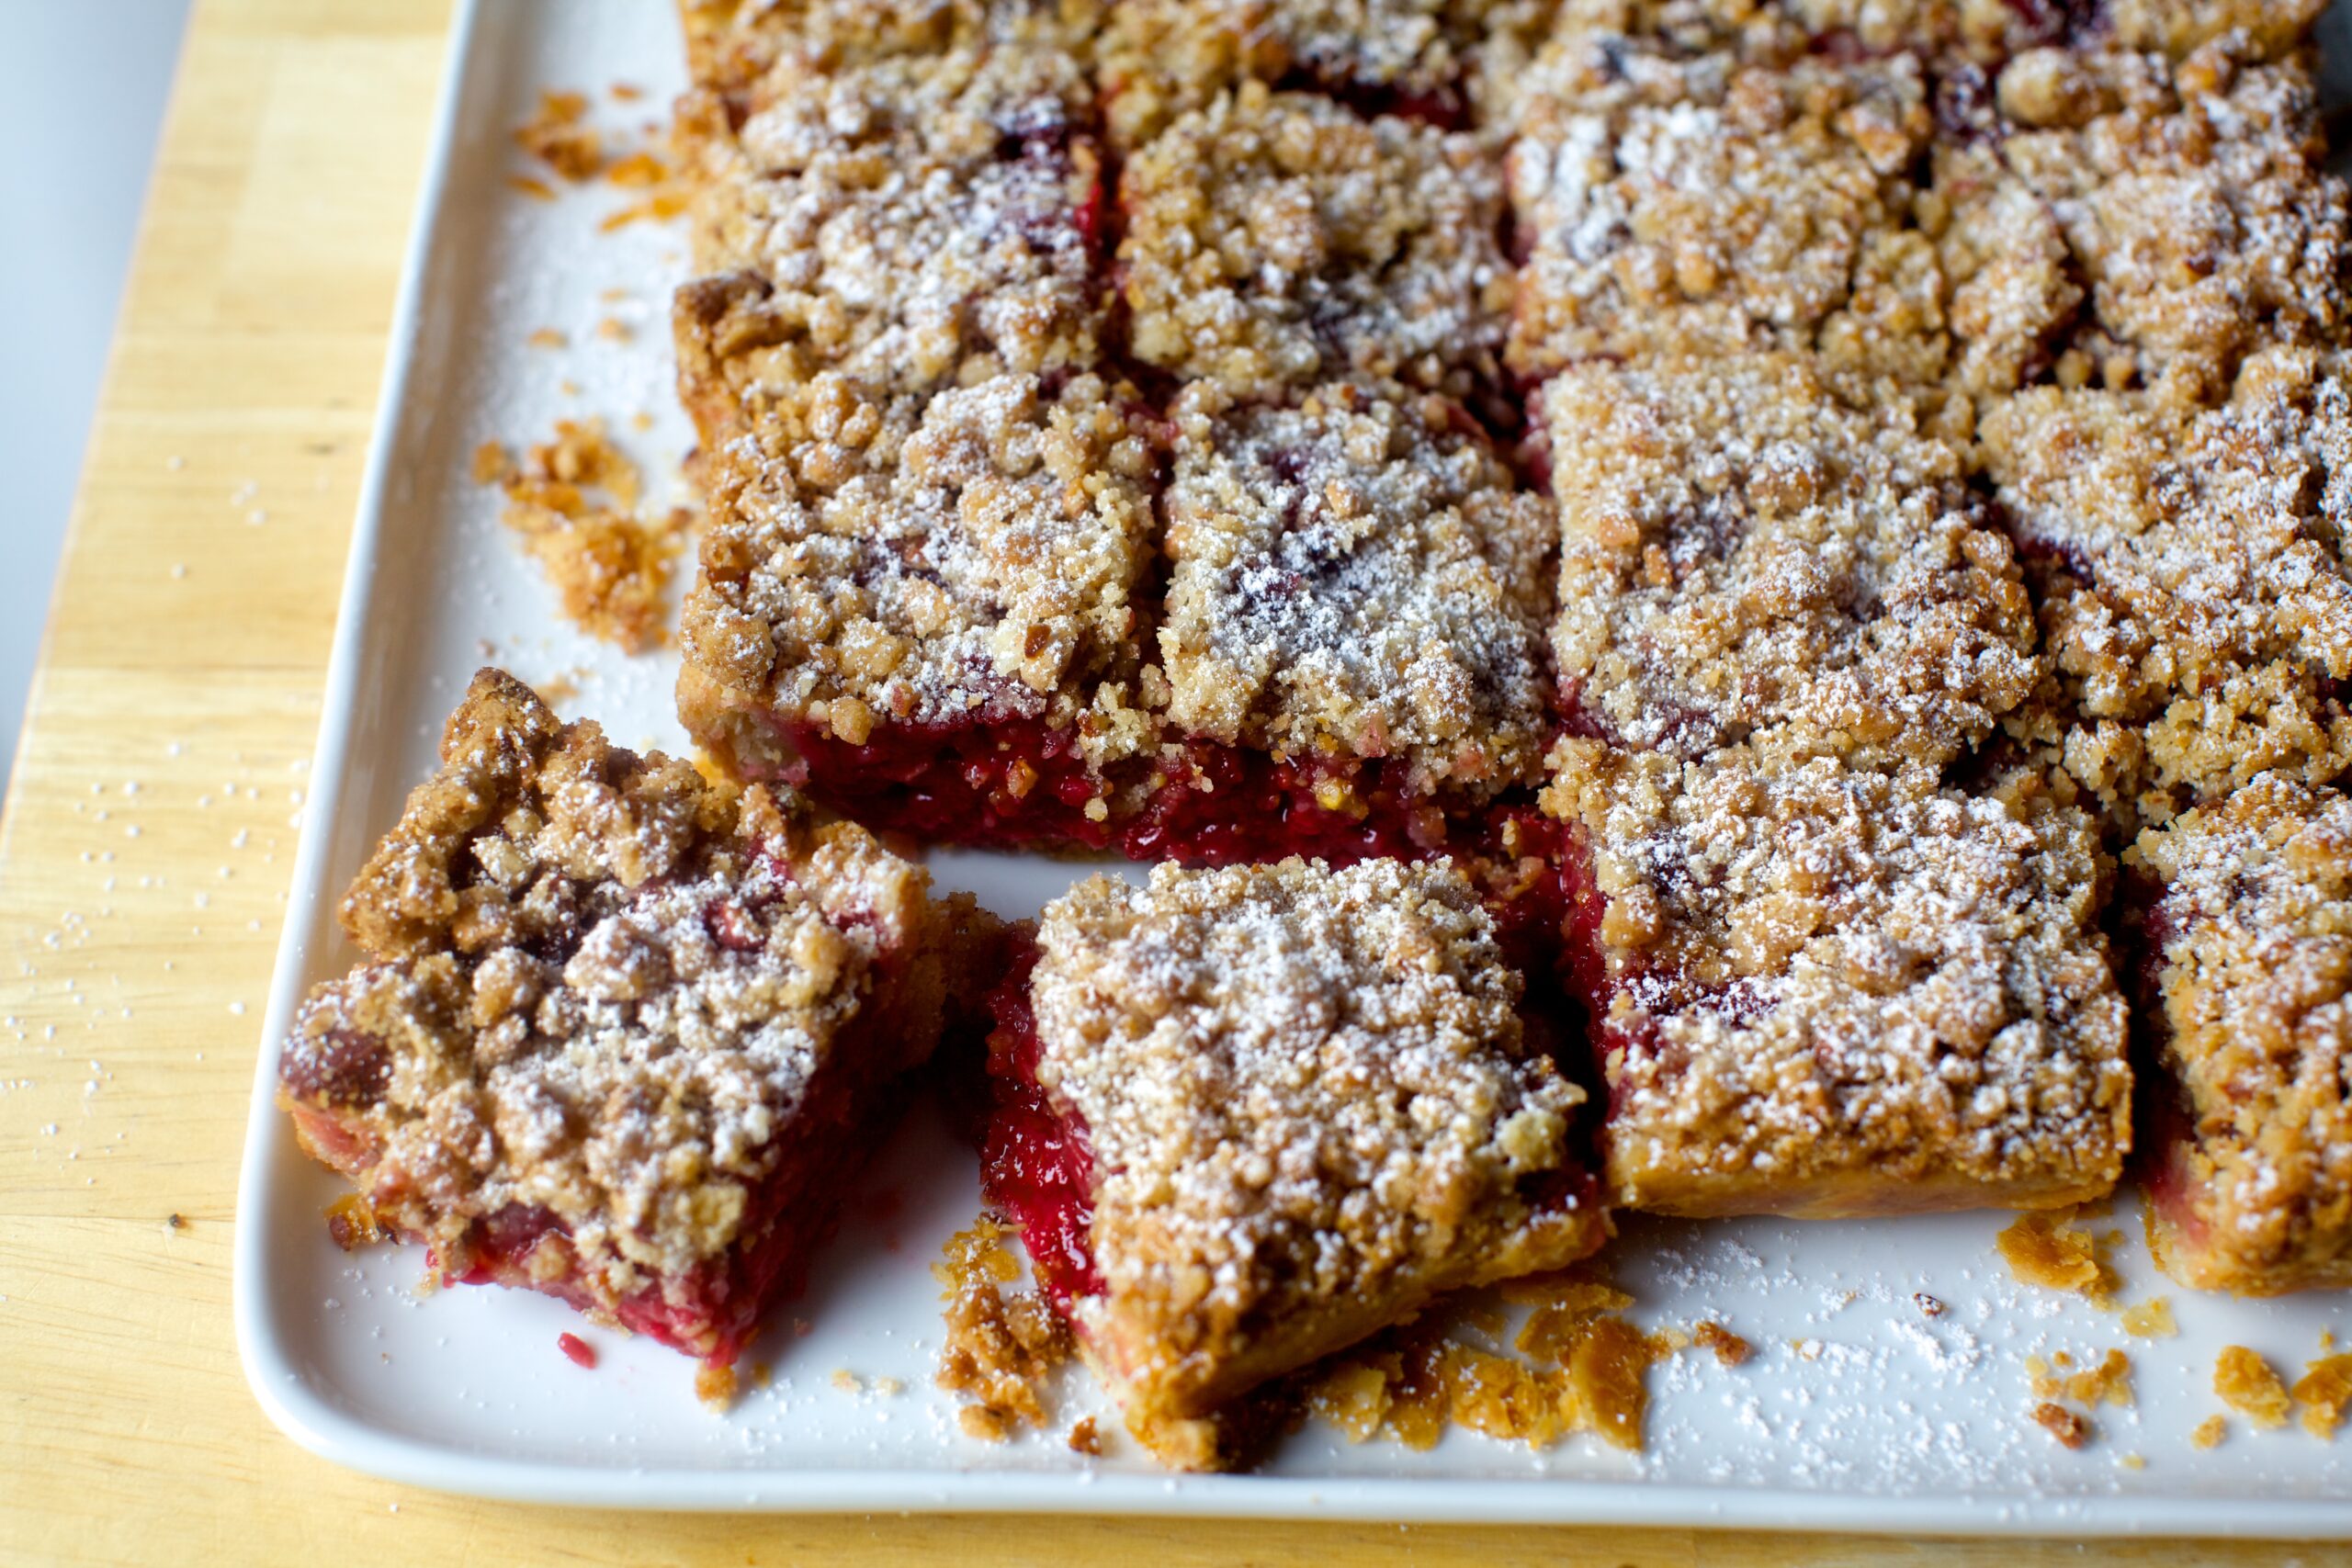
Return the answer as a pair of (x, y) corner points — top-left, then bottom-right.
(1545, 750), (2130, 1212)
(1160, 380), (1554, 794)
(280, 671), (945, 1309)
(1116, 82), (1511, 400)
(2137, 776), (2352, 1292)
(1030, 859), (1599, 1416)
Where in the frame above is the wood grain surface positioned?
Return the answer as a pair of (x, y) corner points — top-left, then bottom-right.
(0, 2), (2339, 1562)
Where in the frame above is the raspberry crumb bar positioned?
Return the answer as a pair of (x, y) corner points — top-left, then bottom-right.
(278, 670), (977, 1367)
(982, 858), (1606, 1467)
(1136, 379), (1555, 863)
(2134, 777), (2352, 1294)
(1545, 750), (2132, 1216)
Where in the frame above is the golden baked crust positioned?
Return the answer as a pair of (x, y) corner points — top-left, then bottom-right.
(1030, 858), (1605, 1464)
(1544, 351), (2040, 773)
(2136, 776), (2352, 1294)
(1981, 344), (2352, 832)
(1159, 380), (1554, 796)
(1115, 81), (1511, 400)
(278, 671), (965, 1354)
(677, 370), (1159, 774)
(1544, 748), (2132, 1216)
(677, 0), (1104, 98)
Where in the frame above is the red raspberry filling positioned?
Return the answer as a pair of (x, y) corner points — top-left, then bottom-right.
(977, 942), (1104, 1310)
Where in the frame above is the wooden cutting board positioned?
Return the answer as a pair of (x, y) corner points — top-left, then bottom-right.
(0, 2), (2332, 1562)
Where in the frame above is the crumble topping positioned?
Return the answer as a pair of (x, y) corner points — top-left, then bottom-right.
(1116, 82), (1511, 400)
(933, 1214), (1075, 1438)
(1096, 0), (1532, 144)
(1545, 353), (2040, 773)
(1030, 858), (1601, 1434)
(679, 41), (1104, 411)
(1159, 380), (1555, 795)
(678, 370), (1158, 759)
(2216, 1345), (2293, 1429)
(2134, 776), (2352, 1292)
(279, 671), (952, 1317)
(2033, 1403), (2091, 1450)
(1504, 32), (1932, 380)
(1981, 345), (2352, 829)
(1545, 749), (2131, 1213)
(678, 0), (1104, 99)
(1973, 42), (2346, 404)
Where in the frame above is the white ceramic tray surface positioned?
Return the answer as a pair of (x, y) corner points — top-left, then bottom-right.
(234, 0), (2352, 1531)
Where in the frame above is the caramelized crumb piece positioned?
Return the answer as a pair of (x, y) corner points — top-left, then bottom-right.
(497, 419), (680, 653)
(1067, 1416), (1102, 1456)
(599, 191), (691, 232)
(1307, 1361), (1395, 1444)
(694, 1362), (738, 1410)
(610, 83), (643, 102)
(2293, 1354), (2352, 1438)
(1570, 1316), (1663, 1452)
(324, 1191), (388, 1252)
(2030, 1348), (2132, 1409)
(1514, 1276), (1635, 1362)
(2216, 1347), (2292, 1429)
(2120, 1452), (2145, 1471)
(469, 441), (511, 486)
(2121, 1299), (2178, 1339)
(606, 152), (669, 189)
(596, 318), (630, 343)
(2192, 1415), (2228, 1450)
(2035, 1402), (2092, 1450)
(933, 1217), (1072, 1440)
(1693, 1321), (1752, 1368)
(506, 175), (557, 202)
(516, 88), (602, 181)
(1915, 1292), (1946, 1318)
(1996, 1211), (2117, 1303)
(831, 1369), (862, 1393)
(526, 328), (568, 351)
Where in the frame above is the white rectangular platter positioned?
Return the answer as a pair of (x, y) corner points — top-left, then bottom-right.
(233, 0), (2352, 1533)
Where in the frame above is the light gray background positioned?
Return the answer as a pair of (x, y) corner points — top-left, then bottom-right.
(0, 0), (191, 792)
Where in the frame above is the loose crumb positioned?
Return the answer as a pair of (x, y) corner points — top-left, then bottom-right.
(1914, 1292), (1946, 1319)
(495, 419), (683, 653)
(694, 1363), (738, 1410)
(605, 152), (668, 189)
(505, 175), (557, 202)
(163, 1213), (185, 1232)
(831, 1370), (862, 1394)
(324, 1192), (388, 1252)
(2120, 1299), (2178, 1339)
(1693, 1321), (1752, 1368)
(2028, 1348), (2134, 1408)
(2119, 1452), (2145, 1471)
(2193, 1416), (2228, 1450)
(1067, 1416), (1102, 1456)
(2034, 1403), (2092, 1450)
(595, 318), (630, 343)
(933, 1217), (1071, 1441)
(526, 328), (567, 351)
(469, 441), (511, 486)
(556, 1331), (596, 1370)
(2216, 1347), (2292, 1429)
(516, 89), (601, 181)
(874, 1376), (904, 1397)
(2293, 1354), (2352, 1438)
(1996, 1211), (2118, 1303)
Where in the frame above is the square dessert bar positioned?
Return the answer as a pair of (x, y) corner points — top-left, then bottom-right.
(1502, 20), (1936, 383)
(1135, 379), (1555, 863)
(277, 670), (979, 1368)
(1543, 350), (2041, 774)
(1979, 343), (2352, 833)
(677, 370), (1162, 850)
(673, 36), (1107, 442)
(1114, 79), (1512, 403)
(2134, 776), (2352, 1294)
(1544, 747), (2132, 1216)
(981, 858), (1607, 1468)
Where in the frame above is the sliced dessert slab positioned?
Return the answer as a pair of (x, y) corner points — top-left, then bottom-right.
(2133, 775), (2352, 1295)
(1544, 747), (2132, 1217)
(1543, 350), (2041, 774)
(981, 857), (1607, 1468)
(677, 370), (1161, 851)
(278, 669), (980, 1368)
(1134, 378), (1555, 864)
(1115, 79), (1511, 404)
